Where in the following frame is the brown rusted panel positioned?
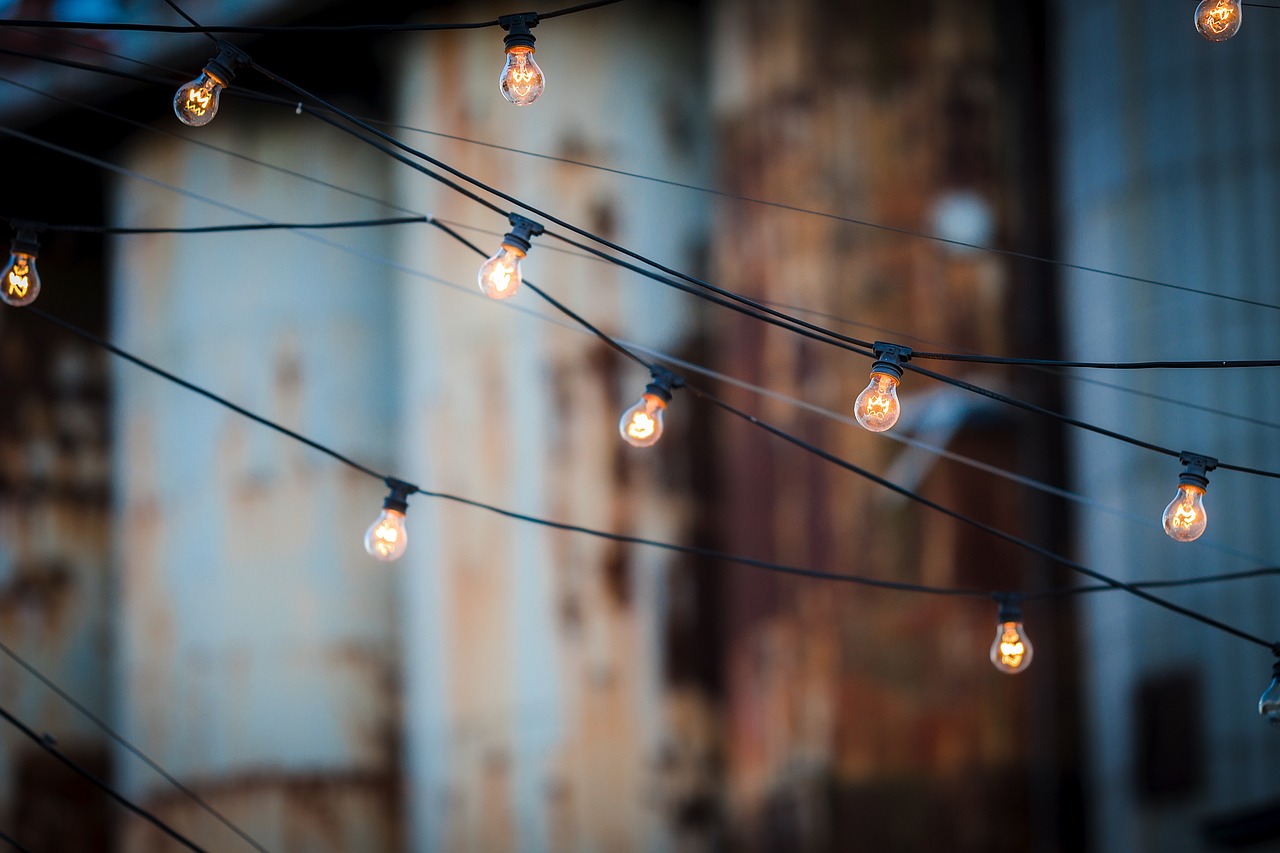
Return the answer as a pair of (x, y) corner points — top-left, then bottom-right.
(703, 0), (1076, 850)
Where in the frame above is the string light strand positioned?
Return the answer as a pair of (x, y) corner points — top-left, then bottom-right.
(0, 706), (209, 852)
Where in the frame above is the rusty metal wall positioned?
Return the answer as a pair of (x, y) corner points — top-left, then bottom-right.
(706, 1), (1074, 850)
(391, 2), (712, 850)
(110, 115), (405, 850)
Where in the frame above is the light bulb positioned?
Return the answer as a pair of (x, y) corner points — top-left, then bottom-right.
(853, 343), (911, 433)
(500, 47), (545, 106)
(1260, 653), (1280, 727)
(364, 508), (408, 562)
(1162, 483), (1208, 542)
(1161, 453), (1216, 543)
(174, 70), (226, 127)
(1, 225), (42, 307)
(620, 393), (667, 448)
(1195, 0), (1242, 41)
(989, 598), (1033, 674)
(1261, 678), (1280, 727)
(478, 245), (525, 299)
(364, 479), (415, 562)
(173, 43), (247, 127)
(498, 13), (543, 106)
(478, 214), (544, 300)
(990, 620), (1034, 674)
(619, 366), (682, 448)
(2, 253), (40, 307)
(854, 371), (901, 432)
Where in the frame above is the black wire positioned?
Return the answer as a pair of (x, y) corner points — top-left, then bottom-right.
(160, 0), (217, 43)
(8, 55), (1270, 444)
(0, 44), (183, 86)
(2, 43), (1277, 591)
(237, 62), (1280, 482)
(0, 830), (31, 853)
(682, 383), (1275, 648)
(0, 640), (272, 853)
(0, 72), (1267, 540)
(14, 215), (429, 235)
(538, 0), (627, 19)
(428, 220), (652, 370)
(7, 46), (1277, 369)
(413, 487), (1000, 597)
(426, 203), (1277, 649)
(5, 93), (1280, 485)
(13, 307), (982, 597)
(248, 62), (1280, 358)
(0, 23), (194, 77)
(328, 116), (1280, 316)
(911, 352), (1280, 370)
(0, 1), (626, 34)
(24, 307), (385, 480)
(20, 302), (1280, 642)
(0, 705), (209, 852)
(1025, 567), (1280, 602)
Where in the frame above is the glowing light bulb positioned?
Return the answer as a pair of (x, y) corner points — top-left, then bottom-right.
(174, 70), (227, 127)
(1195, 0), (1242, 41)
(854, 343), (911, 433)
(1161, 453), (1216, 543)
(500, 47), (545, 106)
(855, 372), (900, 432)
(1260, 652), (1280, 727)
(478, 214), (544, 300)
(364, 479), (415, 562)
(478, 245), (525, 300)
(620, 394), (666, 447)
(173, 43), (247, 127)
(1, 224), (42, 308)
(619, 366), (682, 448)
(989, 598), (1033, 674)
(498, 13), (543, 106)
(1162, 484), (1207, 542)
(365, 508), (408, 561)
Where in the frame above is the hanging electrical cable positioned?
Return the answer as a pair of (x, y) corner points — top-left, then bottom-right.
(0, 705), (208, 852)
(0, 1), (626, 35)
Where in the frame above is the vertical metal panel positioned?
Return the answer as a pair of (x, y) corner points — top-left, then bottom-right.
(393, 1), (711, 850)
(110, 118), (403, 848)
(1055, 0), (1280, 849)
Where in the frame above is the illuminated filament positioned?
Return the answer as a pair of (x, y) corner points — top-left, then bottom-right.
(854, 372), (901, 432)
(364, 508), (408, 562)
(478, 245), (524, 300)
(1195, 0), (1242, 41)
(620, 393), (667, 448)
(6, 256), (31, 299)
(998, 627), (1026, 667)
(501, 47), (545, 106)
(990, 620), (1034, 674)
(183, 82), (216, 117)
(1162, 483), (1207, 542)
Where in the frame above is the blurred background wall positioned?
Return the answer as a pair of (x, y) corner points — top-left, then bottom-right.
(0, 0), (1276, 851)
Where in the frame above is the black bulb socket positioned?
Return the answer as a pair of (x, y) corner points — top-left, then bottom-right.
(1176, 451), (1218, 489)
(8, 221), (42, 258)
(500, 213), (545, 254)
(870, 341), (912, 380)
(203, 41), (250, 86)
(499, 12), (539, 51)
(644, 365), (684, 403)
(995, 595), (1023, 624)
(382, 477), (416, 515)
